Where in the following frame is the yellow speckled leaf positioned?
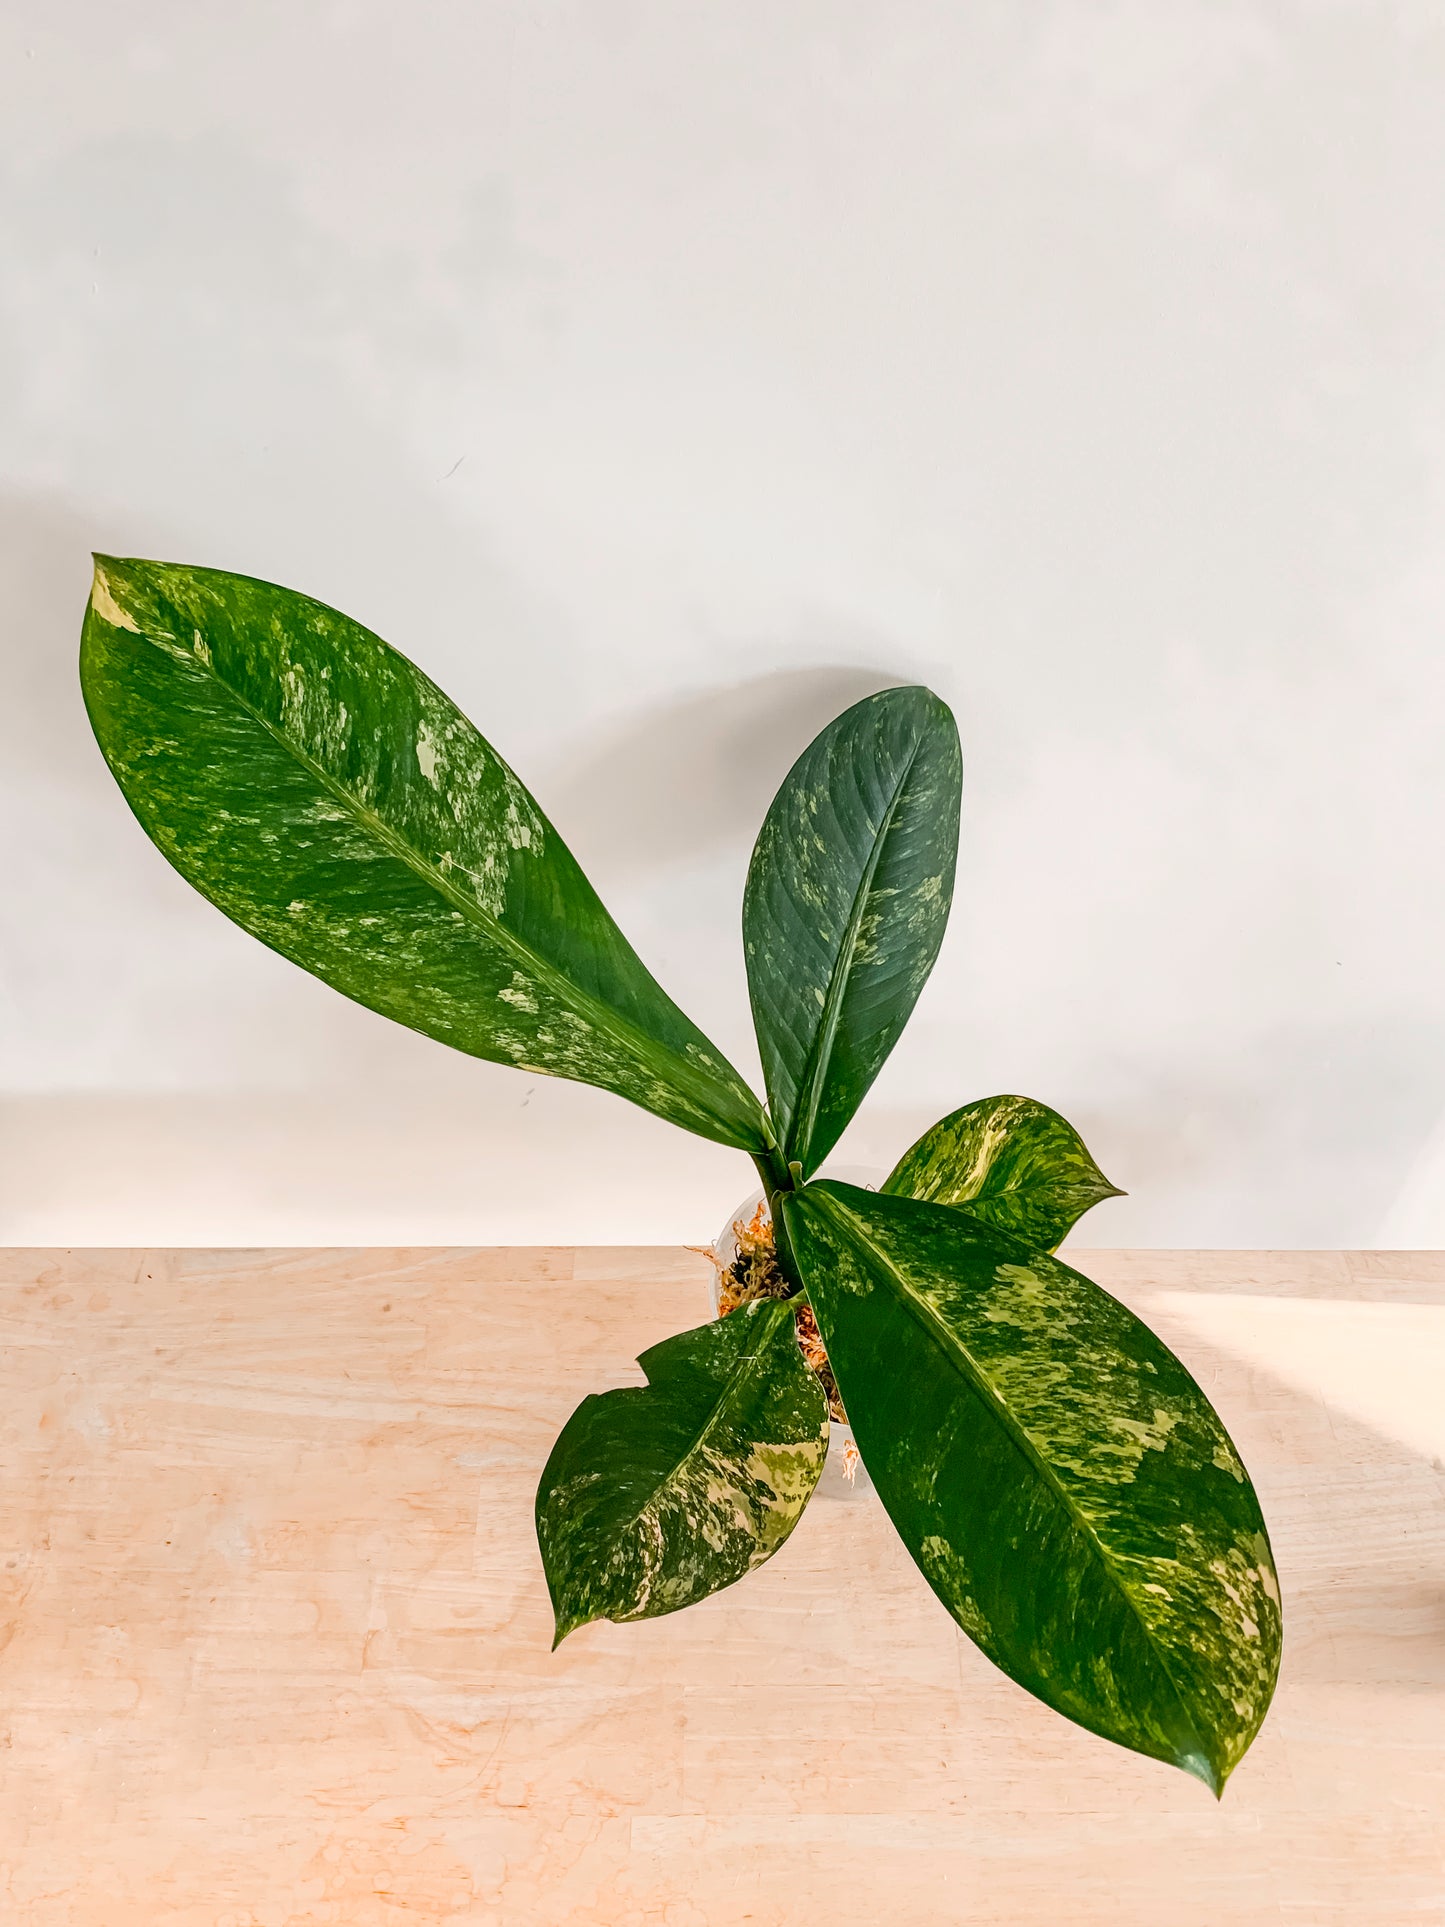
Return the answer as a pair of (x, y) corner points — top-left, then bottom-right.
(536, 1298), (829, 1641)
(80, 557), (767, 1149)
(783, 1181), (1281, 1793)
(884, 1094), (1124, 1249)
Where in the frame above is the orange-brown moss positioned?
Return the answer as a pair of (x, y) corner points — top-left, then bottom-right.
(695, 1204), (848, 1425)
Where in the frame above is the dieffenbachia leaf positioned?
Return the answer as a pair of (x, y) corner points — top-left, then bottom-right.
(743, 687), (961, 1178)
(80, 557), (767, 1150)
(884, 1094), (1124, 1250)
(536, 1298), (829, 1642)
(782, 1182), (1281, 1792)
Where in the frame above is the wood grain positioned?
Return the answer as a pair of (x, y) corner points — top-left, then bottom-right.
(2, 1246), (1443, 1924)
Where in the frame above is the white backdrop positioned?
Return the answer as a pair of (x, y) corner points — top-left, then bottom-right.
(4, 3), (1445, 1247)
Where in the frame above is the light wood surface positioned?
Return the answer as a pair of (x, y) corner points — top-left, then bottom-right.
(3, 1246), (1443, 1925)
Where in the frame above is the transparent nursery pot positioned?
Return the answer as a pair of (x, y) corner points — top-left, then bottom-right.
(709, 1165), (885, 1500)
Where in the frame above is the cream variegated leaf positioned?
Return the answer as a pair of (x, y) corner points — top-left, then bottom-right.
(783, 1182), (1281, 1793)
(80, 557), (767, 1149)
(884, 1094), (1123, 1250)
(536, 1299), (829, 1641)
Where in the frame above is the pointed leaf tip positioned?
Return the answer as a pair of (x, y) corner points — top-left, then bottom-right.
(550, 1613), (586, 1652)
(884, 1094), (1123, 1251)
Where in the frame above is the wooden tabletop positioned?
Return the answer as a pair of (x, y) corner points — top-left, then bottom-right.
(2, 1246), (1443, 1925)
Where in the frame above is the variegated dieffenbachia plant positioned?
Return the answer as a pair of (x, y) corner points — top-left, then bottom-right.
(80, 556), (1281, 1794)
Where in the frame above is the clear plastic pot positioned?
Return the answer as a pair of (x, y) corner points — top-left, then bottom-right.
(709, 1167), (884, 1500)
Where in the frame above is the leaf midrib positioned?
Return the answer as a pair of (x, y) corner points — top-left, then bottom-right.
(788, 729), (924, 1167)
(810, 1190), (1210, 1765)
(137, 620), (754, 1130)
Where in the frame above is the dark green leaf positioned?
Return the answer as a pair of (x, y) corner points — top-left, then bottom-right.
(884, 1094), (1124, 1250)
(80, 557), (766, 1150)
(744, 687), (961, 1178)
(536, 1299), (829, 1642)
(782, 1182), (1281, 1792)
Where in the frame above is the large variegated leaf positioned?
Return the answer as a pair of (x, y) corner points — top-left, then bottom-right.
(536, 1298), (829, 1642)
(743, 687), (961, 1178)
(782, 1182), (1281, 1792)
(884, 1094), (1123, 1250)
(80, 557), (766, 1149)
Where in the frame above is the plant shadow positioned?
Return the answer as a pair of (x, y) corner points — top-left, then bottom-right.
(539, 665), (903, 882)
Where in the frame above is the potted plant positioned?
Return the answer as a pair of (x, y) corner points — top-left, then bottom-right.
(80, 556), (1281, 1794)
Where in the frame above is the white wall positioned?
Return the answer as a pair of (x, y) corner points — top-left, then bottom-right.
(4, 2), (1445, 1248)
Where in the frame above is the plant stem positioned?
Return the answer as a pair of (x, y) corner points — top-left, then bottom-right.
(751, 1149), (802, 1294)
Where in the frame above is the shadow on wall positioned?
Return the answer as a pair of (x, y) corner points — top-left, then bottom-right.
(1377, 1103), (1445, 1246)
(540, 665), (900, 881)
